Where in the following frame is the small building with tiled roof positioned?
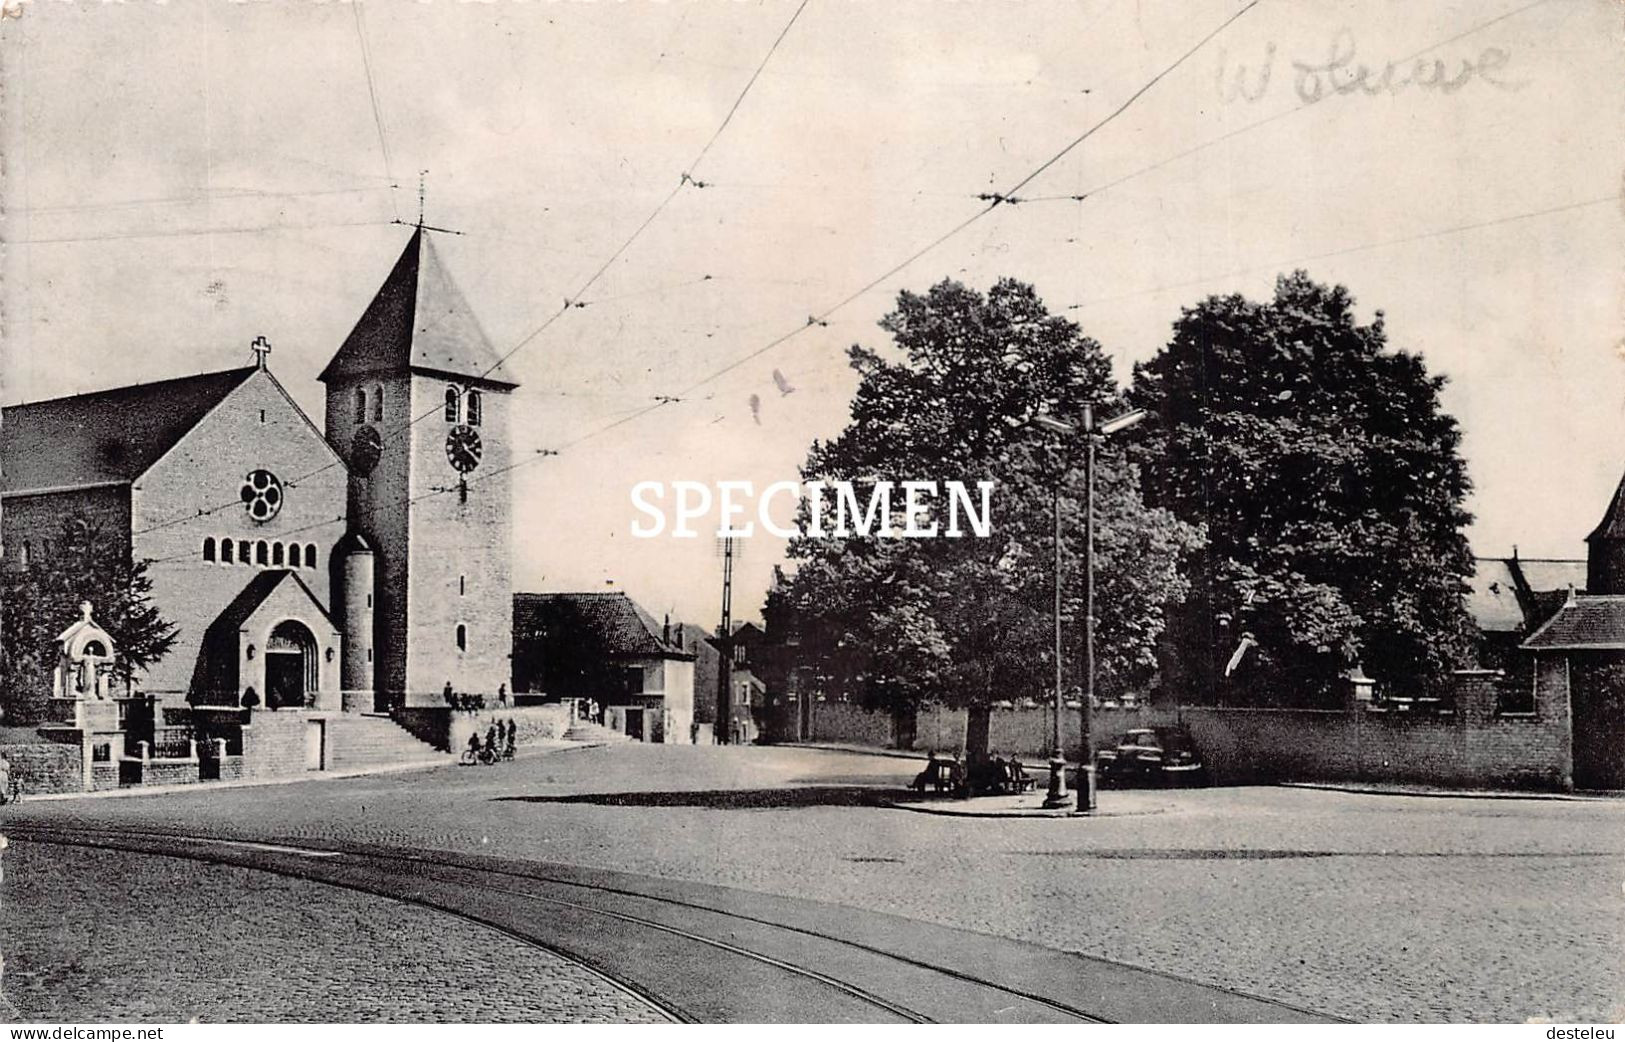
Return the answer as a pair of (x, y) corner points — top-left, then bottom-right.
(511, 591), (695, 743)
(1513, 468), (1625, 790)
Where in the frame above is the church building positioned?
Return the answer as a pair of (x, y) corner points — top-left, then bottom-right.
(1, 226), (516, 718)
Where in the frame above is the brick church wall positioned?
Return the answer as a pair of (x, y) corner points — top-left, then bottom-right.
(1, 485), (131, 569)
(134, 371), (349, 701)
(402, 378), (513, 704)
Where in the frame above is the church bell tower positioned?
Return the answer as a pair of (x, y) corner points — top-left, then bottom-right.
(320, 226), (519, 708)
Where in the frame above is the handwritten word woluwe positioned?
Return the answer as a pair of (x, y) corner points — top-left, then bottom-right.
(1219, 32), (1521, 105)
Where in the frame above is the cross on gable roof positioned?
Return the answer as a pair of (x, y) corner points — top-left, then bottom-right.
(319, 226), (518, 389)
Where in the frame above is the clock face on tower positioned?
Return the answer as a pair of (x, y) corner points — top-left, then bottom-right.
(351, 424), (383, 475)
(446, 424), (483, 473)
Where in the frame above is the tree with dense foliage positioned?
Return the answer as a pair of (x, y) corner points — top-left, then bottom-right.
(784, 278), (1201, 756)
(1128, 271), (1477, 704)
(0, 514), (177, 725)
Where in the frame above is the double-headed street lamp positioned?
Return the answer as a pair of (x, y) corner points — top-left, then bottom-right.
(1032, 404), (1148, 813)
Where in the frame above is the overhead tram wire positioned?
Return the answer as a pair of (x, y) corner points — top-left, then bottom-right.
(128, 0), (812, 541)
(437, 0), (1264, 502)
(442, 0), (1572, 504)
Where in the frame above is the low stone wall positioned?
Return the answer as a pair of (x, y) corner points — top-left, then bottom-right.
(811, 701), (901, 748)
(141, 759), (201, 787)
(398, 704), (570, 753)
(795, 671), (1573, 790)
(1, 742), (85, 795)
(241, 711), (310, 779)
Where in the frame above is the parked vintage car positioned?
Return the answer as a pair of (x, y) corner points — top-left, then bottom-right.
(1094, 727), (1207, 787)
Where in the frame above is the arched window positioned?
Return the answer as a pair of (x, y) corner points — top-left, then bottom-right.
(304, 544), (317, 569)
(20, 541), (30, 568)
(444, 386), (461, 422)
(353, 387), (366, 424)
(455, 624), (468, 652)
(272, 542), (285, 567)
(239, 539), (251, 564)
(203, 537), (216, 562)
(372, 385), (384, 422)
(222, 539), (235, 564)
(467, 390), (482, 427)
(255, 541), (269, 566)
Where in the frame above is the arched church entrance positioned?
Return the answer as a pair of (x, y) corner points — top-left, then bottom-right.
(265, 620), (318, 709)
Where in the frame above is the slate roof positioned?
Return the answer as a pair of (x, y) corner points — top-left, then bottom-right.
(208, 570), (336, 638)
(319, 226), (517, 388)
(512, 592), (692, 659)
(1, 367), (256, 494)
(1522, 594), (1625, 651)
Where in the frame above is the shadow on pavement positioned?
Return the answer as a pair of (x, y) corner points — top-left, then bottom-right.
(491, 785), (915, 809)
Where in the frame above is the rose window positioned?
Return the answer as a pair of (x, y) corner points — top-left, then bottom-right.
(240, 469), (284, 522)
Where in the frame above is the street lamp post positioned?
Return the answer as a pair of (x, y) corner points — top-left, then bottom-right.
(1032, 405), (1148, 814)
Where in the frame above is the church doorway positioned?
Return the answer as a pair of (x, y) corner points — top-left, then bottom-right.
(265, 620), (318, 710)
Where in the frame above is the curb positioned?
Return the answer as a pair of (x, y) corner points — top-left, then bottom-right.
(875, 796), (1163, 820)
(1279, 781), (1617, 802)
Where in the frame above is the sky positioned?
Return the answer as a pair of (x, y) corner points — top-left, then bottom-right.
(2, 0), (1621, 629)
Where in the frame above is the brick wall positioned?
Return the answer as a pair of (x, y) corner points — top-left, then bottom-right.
(142, 760), (200, 787)
(240, 711), (310, 779)
(397, 703), (570, 752)
(1, 485), (131, 569)
(810, 701), (900, 747)
(0, 742), (84, 794)
(794, 670), (1574, 790)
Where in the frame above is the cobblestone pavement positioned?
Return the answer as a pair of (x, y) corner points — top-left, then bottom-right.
(0, 839), (667, 1023)
(5, 744), (1623, 1023)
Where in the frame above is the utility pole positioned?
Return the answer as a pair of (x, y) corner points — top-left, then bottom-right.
(1081, 403), (1096, 812)
(715, 536), (734, 745)
(1043, 477), (1069, 808)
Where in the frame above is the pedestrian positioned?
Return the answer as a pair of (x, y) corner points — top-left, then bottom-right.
(503, 719), (516, 761)
(498, 683), (508, 708)
(443, 681), (455, 709)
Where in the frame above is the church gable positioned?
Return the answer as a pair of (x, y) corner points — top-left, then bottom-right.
(132, 367), (351, 697)
(140, 368), (347, 502)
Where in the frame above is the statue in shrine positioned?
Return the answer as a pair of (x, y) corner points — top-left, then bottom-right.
(53, 601), (117, 703)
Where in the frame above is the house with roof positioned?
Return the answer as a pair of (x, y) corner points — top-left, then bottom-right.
(511, 592), (695, 743)
(1519, 471), (1625, 788)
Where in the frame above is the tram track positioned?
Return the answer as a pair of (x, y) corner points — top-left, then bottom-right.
(1, 822), (1332, 1023)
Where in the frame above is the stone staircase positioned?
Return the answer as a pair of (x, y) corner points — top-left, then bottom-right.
(324, 712), (454, 772)
(562, 718), (636, 744)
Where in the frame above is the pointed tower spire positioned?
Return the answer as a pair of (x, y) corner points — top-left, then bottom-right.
(1586, 470), (1625, 594)
(319, 228), (517, 389)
